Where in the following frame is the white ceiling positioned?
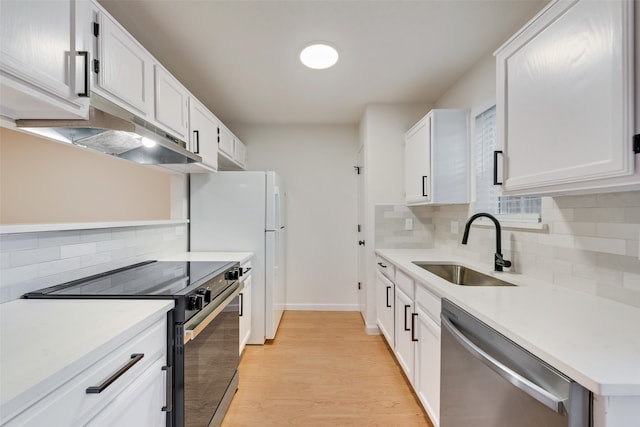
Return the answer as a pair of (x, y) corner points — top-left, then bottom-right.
(97, 0), (548, 126)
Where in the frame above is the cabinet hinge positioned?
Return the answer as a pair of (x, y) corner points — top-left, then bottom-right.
(93, 22), (100, 37)
(93, 59), (100, 74)
(634, 134), (640, 154)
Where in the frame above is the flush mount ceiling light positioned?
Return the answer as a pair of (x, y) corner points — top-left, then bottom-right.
(300, 43), (339, 69)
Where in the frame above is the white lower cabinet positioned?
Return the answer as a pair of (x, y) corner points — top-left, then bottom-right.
(376, 270), (395, 346)
(377, 259), (442, 426)
(415, 306), (441, 426)
(239, 266), (253, 355)
(5, 316), (168, 427)
(85, 358), (167, 427)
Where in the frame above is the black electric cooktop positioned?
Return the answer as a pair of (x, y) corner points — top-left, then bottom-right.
(23, 260), (235, 298)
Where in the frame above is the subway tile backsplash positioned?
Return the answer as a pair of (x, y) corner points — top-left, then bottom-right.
(0, 224), (187, 303)
(375, 190), (640, 309)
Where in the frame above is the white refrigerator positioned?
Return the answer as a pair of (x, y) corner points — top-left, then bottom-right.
(190, 171), (286, 344)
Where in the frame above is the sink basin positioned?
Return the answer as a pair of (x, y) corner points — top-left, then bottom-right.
(412, 262), (516, 287)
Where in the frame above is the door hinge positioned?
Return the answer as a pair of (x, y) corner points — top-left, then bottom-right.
(357, 224), (361, 232)
(357, 282), (361, 290)
(354, 166), (361, 175)
(93, 59), (100, 74)
(634, 134), (640, 154)
(93, 22), (100, 37)
(358, 240), (365, 246)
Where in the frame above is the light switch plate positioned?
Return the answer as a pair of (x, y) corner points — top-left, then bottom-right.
(451, 221), (459, 234)
(404, 218), (413, 231)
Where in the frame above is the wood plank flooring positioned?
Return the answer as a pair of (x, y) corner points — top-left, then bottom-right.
(222, 311), (434, 427)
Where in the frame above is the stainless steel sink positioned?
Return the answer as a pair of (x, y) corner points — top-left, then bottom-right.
(413, 262), (516, 287)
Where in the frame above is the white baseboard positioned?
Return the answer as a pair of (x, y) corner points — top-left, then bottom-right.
(365, 324), (381, 335)
(284, 303), (360, 311)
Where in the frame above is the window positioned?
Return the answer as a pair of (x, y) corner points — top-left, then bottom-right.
(475, 105), (541, 221)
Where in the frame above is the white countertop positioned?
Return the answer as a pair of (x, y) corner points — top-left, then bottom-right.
(376, 249), (640, 397)
(0, 299), (174, 420)
(159, 251), (253, 264)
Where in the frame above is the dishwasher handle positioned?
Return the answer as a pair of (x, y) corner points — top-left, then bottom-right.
(441, 315), (567, 414)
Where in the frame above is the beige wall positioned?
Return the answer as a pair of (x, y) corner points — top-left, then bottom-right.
(0, 127), (171, 223)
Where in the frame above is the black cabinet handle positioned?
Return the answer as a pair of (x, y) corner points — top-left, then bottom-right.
(86, 353), (144, 394)
(404, 305), (411, 331)
(377, 262), (387, 268)
(161, 365), (173, 412)
(77, 51), (89, 97)
(493, 150), (503, 185)
(385, 286), (392, 308)
(411, 313), (418, 342)
(239, 292), (244, 317)
(193, 130), (200, 154)
(422, 176), (428, 197)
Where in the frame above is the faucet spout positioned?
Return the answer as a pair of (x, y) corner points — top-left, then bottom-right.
(461, 212), (512, 272)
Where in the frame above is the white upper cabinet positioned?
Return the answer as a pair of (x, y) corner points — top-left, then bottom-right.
(188, 96), (218, 171)
(91, 5), (155, 119)
(217, 124), (246, 170)
(495, 0), (638, 195)
(154, 65), (190, 141)
(405, 109), (469, 205)
(0, 0), (90, 119)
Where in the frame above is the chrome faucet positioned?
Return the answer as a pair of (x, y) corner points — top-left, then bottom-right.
(461, 212), (512, 272)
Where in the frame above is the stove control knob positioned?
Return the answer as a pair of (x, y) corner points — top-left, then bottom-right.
(225, 269), (239, 281)
(195, 294), (204, 310)
(197, 288), (212, 303)
(187, 295), (198, 311)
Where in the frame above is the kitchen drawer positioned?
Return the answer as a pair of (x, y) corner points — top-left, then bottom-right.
(376, 256), (395, 281)
(416, 284), (440, 325)
(395, 269), (414, 298)
(5, 317), (167, 427)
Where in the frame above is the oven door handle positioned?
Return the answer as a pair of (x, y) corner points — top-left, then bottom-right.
(184, 282), (243, 343)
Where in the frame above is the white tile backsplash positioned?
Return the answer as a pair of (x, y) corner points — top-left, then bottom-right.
(0, 223), (188, 303)
(375, 191), (640, 308)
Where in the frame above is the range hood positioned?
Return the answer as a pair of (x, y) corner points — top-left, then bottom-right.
(15, 94), (202, 166)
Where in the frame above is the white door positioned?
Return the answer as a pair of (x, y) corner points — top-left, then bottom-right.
(94, 9), (154, 118)
(265, 229), (285, 340)
(0, 0), (89, 119)
(266, 172), (285, 231)
(405, 115), (431, 204)
(375, 271), (394, 347)
(356, 146), (366, 316)
(154, 65), (189, 140)
(415, 306), (441, 425)
(189, 97), (218, 170)
(395, 286), (415, 380)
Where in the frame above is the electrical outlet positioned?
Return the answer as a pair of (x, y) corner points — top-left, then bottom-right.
(404, 218), (413, 231)
(450, 221), (459, 234)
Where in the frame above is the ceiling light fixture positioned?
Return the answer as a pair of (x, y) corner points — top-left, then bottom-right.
(300, 43), (339, 70)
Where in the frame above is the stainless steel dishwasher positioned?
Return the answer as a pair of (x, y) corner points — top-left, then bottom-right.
(440, 299), (592, 427)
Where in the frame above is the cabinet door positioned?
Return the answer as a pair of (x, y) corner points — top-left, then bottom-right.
(239, 274), (253, 354)
(234, 138), (247, 167)
(405, 115), (431, 204)
(94, 9), (154, 118)
(0, 0), (89, 119)
(189, 97), (218, 170)
(415, 306), (440, 426)
(85, 359), (167, 427)
(375, 271), (394, 347)
(154, 65), (190, 141)
(496, 0), (635, 192)
(218, 125), (235, 158)
(394, 286), (415, 381)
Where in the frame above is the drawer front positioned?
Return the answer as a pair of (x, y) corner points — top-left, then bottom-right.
(395, 269), (414, 299)
(376, 256), (395, 281)
(6, 317), (167, 427)
(416, 284), (441, 324)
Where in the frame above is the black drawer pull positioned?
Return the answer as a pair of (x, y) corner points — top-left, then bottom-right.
(86, 353), (144, 394)
(404, 305), (411, 331)
(239, 292), (244, 317)
(385, 286), (392, 308)
(377, 262), (387, 268)
(493, 150), (503, 185)
(422, 176), (428, 197)
(411, 313), (418, 342)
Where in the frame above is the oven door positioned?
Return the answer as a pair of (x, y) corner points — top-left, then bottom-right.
(182, 282), (241, 427)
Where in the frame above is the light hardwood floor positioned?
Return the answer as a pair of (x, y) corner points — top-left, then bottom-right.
(222, 311), (434, 427)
